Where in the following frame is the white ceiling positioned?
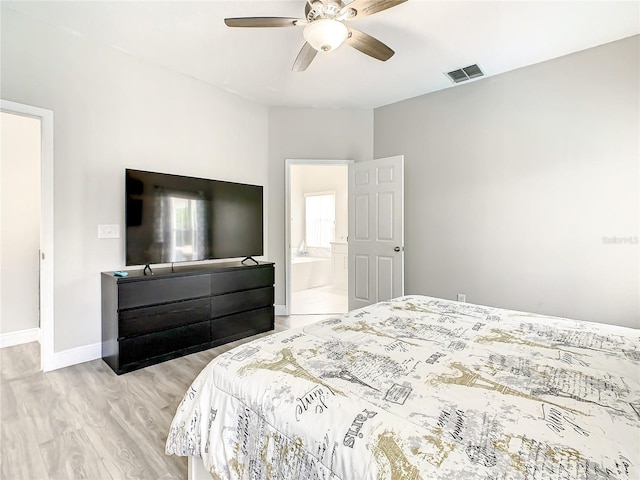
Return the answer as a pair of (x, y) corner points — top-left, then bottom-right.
(4, 1), (639, 109)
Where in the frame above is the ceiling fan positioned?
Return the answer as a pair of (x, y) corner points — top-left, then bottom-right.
(224, 0), (407, 72)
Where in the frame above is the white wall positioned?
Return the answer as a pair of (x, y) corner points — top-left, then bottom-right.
(0, 112), (41, 334)
(374, 36), (639, 328)
(1, 8), (269, 352)
(268, 107), (373, 306)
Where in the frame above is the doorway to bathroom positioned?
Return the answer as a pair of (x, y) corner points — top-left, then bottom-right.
(286, 160), (351, 315)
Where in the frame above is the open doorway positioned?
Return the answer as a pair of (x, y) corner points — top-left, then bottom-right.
(0, 111), (41, 372)
(0, 100), (54, 372)
(286, 160), (351, 315)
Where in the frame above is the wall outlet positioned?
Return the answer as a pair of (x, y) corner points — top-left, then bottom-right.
(457, 293), (466, 303)
(98, 224), (120, 239)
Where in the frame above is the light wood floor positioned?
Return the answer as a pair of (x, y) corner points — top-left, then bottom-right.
(0, 316), (321, 480)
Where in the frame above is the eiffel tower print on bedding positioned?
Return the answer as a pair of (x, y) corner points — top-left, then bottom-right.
(166, 295), (639, 480)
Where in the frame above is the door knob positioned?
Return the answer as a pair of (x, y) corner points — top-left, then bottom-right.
(394, 246), (401, 252)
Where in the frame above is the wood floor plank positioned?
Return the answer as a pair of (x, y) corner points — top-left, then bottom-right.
(44, 367), (114, 431)
(82, 403), (170, 480)
(109, 395), (185, 479)
(0, 376), (18, 419)
(120, 367), (175, 411)
(9, 371), (74, 445)
(39, 428), (110, 480)
(0, 342), (40, 384)
(1, 387), (49, 480)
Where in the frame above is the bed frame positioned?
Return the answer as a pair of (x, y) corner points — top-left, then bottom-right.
(188, 456), (209, 480)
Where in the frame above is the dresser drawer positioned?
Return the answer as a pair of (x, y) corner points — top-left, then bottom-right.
(210, 266), (274, 296)
(211, 287), (274, 318)
(119, 297), (210, 337)
(211, 306), (274, 343)
(118, 274), (211, 309)
(119, 321), (211, 366)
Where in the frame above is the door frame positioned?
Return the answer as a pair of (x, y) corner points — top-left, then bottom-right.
(1, 99), (54, 371)
(284, 159), (353, 316)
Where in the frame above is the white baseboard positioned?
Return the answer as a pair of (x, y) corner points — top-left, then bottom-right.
(46, 342), (102, 372)
(0, 328), (40, 349)
(275, 304), (288, 316)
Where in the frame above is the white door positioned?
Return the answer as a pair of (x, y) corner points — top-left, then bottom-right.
(348, 155), (404, 310)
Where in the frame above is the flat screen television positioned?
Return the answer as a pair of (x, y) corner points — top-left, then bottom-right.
(125, 169), (263, 266)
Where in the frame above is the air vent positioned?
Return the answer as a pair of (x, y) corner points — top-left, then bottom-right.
(446, 64), (484, 84)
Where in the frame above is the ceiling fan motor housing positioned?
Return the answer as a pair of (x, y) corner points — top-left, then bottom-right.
(306, 0), (346, 22)
(303, 18), (349, 52)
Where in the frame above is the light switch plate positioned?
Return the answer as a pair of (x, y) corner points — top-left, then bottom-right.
(98, 224), (120, 239)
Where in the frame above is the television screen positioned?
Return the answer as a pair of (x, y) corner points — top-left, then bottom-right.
(125, 169), (263, 266)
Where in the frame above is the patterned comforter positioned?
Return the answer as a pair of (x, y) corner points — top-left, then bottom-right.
(166, 295), (640, 479)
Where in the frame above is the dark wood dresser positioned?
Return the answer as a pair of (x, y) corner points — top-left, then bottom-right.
(101, 261), (274, 374)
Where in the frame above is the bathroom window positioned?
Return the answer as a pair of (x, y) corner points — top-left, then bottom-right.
(305, 192), (335, 248)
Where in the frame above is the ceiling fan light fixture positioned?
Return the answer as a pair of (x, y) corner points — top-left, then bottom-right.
(303, 19), (349, 52)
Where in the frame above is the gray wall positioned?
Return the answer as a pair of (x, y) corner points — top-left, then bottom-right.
(268, 107), (373, 306)
(1, 8), (269, 352)
(374, 35), (639, 328)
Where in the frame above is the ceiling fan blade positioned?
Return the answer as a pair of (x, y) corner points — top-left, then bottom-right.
(346, 28), (394, 61)
(292, 42), (318, 72)
(224, 17), (301, 28)
(342, 0), (407, 20)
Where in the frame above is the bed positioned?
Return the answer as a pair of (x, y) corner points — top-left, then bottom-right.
(166, 295), (640, 479)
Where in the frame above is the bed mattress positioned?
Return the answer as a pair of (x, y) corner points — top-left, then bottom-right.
(166, 295), (640, 479)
